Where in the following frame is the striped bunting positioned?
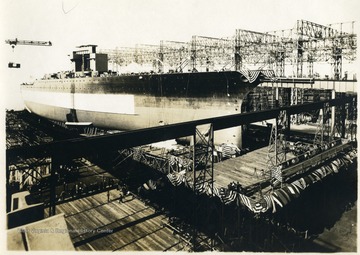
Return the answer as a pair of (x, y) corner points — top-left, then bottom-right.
(194, 182), (206, 194)
(330, 161), (339, 173)
(221, 144), (240, 158)
(251, 198), (268, 213)
(239, 69), (275, 83)
(261, 70), (276, 80)
(169, 156), (177, 166)
(223, 190), (237, 205)
(271, 193), (283, 208)
(343, 154), (353, 164)
(320, 166), (328, 176)
(238, 193), (253, 211)
(278, 188), (291, 203)
(310, 172), (321, 183)
(239, 69), (261, 83)
(273, 191), (286, 206)
(217, 188), (227, 202)
(163, 148), (357, 214)
(184, 175), (193, 188)
(206, 184), (214, 197)
(336, 158), (344, 168)
(277, 189), (291, 205)
(263, 195), (273, 212)
(166, 173), (181, 186)
(349, 149), (357, 158)
(147, 179), (157, 190)
(270, 195), (277, 213)
(287, 184), (300, 198)
(166, 171), (186, 186)
(213, 186), (221, 198)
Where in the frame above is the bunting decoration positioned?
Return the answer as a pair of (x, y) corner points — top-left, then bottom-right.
(142, 179), (157, 190)
(220, 143), (241, 158)
(239, 69), (275, 83)
(163, 148), (356, 214)
(166, 170), (186, 186)
(169, 155), (192, 169)
(223, 190), (237, 205)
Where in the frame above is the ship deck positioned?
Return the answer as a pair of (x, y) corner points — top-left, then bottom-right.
(143, 145), (298, 198)
(213, 147), (296, 197)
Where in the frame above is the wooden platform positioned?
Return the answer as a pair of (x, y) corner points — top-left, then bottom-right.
(45, 190), (187, 251)
(213, 146), (296, 194)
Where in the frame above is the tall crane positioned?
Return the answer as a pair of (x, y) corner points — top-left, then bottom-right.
(5, 38), (52, 68)
(5, 38), (52, 49)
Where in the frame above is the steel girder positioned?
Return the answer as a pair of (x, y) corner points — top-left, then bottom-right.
(6, 97), (356, 161)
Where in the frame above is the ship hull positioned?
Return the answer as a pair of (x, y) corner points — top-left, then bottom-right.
(21, 71), (265, 147)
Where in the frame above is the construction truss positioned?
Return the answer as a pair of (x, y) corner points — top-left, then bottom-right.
(159, 40), (190, 72)
(99, 20), (356, 79)
(236, 20), (356, 79)
(7, 157), (51, 190)
(266, 110), (288, 186)
(190, 36), (234, 72)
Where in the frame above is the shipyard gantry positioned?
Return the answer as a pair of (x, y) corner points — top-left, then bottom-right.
(101, 20), (356, 80)
(6, 19), (357, 252)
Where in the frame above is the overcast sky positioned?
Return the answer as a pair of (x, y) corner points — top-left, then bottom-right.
(0, 0), (359, 110)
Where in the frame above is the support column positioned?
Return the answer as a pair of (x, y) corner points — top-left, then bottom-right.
(340, 103), (346, 138)
(296, 41), (303, 78)
(332, 46), (342, 80)
(235, 45), (241, 71)
(314, 102), (330, 146)
(159, 41), (164, 73)
(267, 110), (287, 186)
(274, 86), (280, 108)
(49, 155), (59, 217)
(6, 159), (11, 213)
(234, 30), (242, 71)
(191, 123), (215, 251)
(191, 36), (197, 72)
(290, 87), (298, 124)
(330, 90), (336, 135)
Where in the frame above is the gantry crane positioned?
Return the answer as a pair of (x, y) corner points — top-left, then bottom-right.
(5, 38), (52, 49)
(5, 38), (52, 68)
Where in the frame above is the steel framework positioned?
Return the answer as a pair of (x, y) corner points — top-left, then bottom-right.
(235, 20), (356, 79)
(190, 36), (234, 72)
(190, 124), (215, 251)
(100, 44), (160, 72)
(98, 20), (356, 79)
(159, 40), (190, 72)
(313, 102), (331, 146)
(266, 110), (288, 186)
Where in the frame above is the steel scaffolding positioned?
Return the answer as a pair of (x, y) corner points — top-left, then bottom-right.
(99, 20), (356, 79)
